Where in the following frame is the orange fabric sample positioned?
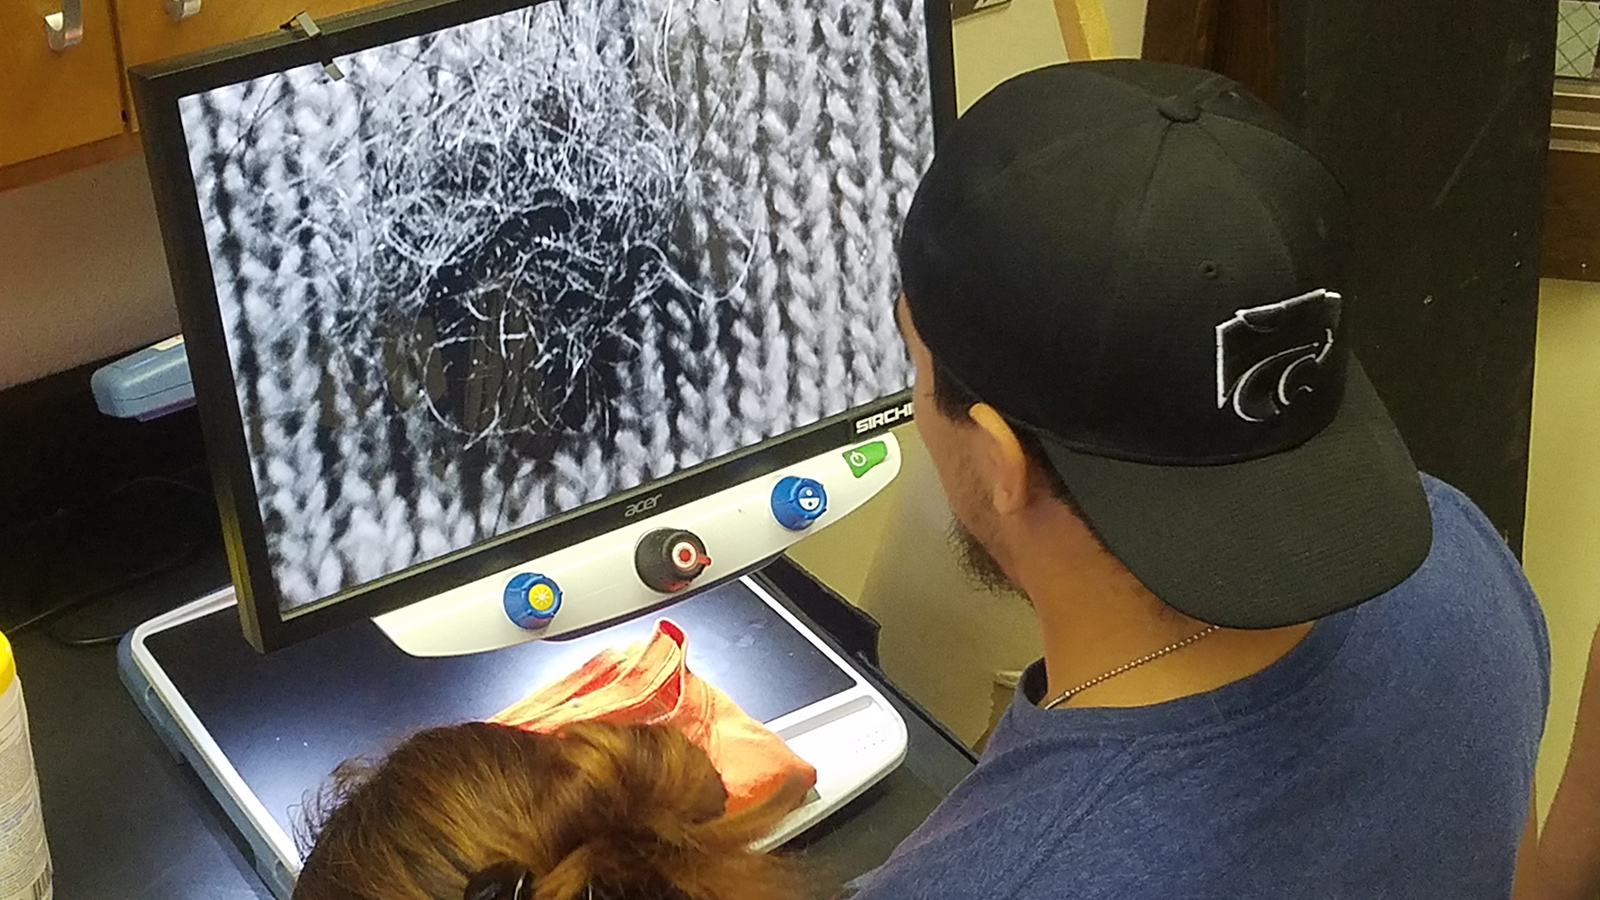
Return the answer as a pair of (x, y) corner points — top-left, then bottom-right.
(491, 619), (817, 814)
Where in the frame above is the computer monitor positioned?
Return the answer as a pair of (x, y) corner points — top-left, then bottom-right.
(132, 0), (955, 652)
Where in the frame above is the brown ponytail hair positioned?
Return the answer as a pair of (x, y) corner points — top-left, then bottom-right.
(292, 721), (808, 900)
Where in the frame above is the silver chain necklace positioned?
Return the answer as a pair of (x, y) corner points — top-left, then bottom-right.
(1041, 624), (1223, 711)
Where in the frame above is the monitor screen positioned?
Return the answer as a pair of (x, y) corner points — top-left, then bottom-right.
(134, 0), (954, 649)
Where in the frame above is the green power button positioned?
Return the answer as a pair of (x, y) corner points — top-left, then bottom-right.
(844, 440), (889, 478)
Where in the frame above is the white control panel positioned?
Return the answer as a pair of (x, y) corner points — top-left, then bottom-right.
(374, 433), (902, 657)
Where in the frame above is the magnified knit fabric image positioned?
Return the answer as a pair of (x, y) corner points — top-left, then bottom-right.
(178, 0), (934, 613)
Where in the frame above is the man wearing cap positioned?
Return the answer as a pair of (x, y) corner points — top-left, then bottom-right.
(857, 60), (1548, 898)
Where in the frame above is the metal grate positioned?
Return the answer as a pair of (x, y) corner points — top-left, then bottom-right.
(1557, 1), (1600, 79)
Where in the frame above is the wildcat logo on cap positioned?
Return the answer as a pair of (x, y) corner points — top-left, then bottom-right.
(1215, 289), (1342, 423)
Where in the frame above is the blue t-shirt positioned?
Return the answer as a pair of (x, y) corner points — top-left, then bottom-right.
(854, 476), (1549, 899)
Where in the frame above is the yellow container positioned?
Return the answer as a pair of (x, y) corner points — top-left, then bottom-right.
(0, 632), (50, 900)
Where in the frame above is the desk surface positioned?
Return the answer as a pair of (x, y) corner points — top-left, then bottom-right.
(19, 558), (974, 899)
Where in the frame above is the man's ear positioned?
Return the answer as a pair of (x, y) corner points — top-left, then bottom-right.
(966, 403), (1030, 516)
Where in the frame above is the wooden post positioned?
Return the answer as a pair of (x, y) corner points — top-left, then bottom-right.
(1055, 0), (1114, 60)
(1142, 0), (1218, 67)
(1142, 0), (1278, 109)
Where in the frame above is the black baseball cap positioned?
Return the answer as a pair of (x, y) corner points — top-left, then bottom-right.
(899, 60), (1431, 629)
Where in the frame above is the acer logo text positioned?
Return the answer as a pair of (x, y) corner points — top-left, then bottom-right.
(624, 494), (663, 518)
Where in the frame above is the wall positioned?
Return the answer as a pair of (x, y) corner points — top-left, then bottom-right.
(786, 421), (1049, 745)
(949, 0), (1145, 105)
(785, 437), (906, 603)
(0, 153), (176, 390)
(1524, 277), (1600, 818)
(867, 427), (1051, 742)
(792, 0), (1112, 743)
(948, 0), (1068, 105)
(787, 0), (1081, 736)
(1101, 0), (1148, 58)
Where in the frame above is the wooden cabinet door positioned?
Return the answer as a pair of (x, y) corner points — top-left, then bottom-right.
(0, 0), (125, 167)
(116, 0), (387, 67)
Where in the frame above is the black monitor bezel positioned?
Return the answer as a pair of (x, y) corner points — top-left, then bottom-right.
(131, 0), (957, 653)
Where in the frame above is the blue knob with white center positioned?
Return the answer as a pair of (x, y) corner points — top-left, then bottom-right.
(503, 573), (562, 630)
(771, 476), (828, 531)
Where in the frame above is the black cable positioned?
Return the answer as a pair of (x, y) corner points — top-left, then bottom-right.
(43, 625), (125, 649)
(0, 467), (212, 550)
(116, 473), (211, 498)
(5, 466), (214, 646)
(6, 542), (198, 637)
(35, 539), (203, 648)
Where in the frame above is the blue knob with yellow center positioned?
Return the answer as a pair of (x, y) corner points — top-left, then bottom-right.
(503, 573), (562, 630)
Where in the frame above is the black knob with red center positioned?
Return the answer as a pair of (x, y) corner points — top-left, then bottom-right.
(635, 528), (713, 593)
